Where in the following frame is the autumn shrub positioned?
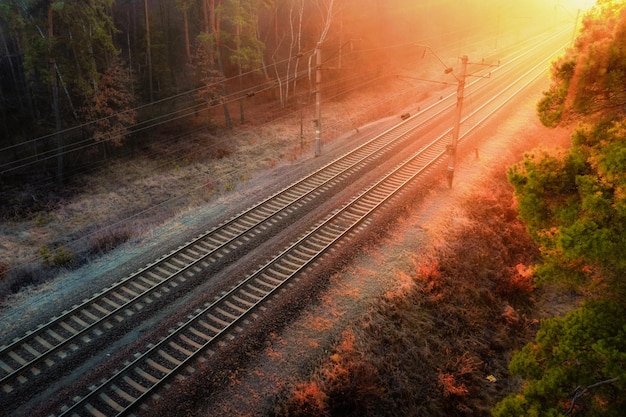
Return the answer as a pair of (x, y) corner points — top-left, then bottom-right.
(286, 145), (303, 162)
(438, 371), (469, 397)
(0, 264), (54, 300)
(53, 246), (75, 267)
(278, 381), (329, 417)
(39, 245), (76, 268)
(496, 264), (535, 301)
(88, 224), (133, 255)
(269, 331), (381, 417)
(0, 243), (88, 301)
(210, 145), (233, 159)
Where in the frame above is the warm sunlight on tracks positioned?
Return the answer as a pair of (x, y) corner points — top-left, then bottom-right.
(1, 27), (572, 417)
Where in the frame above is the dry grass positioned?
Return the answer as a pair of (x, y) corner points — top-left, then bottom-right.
(267, 169), (540, 417)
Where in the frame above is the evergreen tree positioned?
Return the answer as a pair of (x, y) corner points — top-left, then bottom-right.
(537, 1), (626, 126)
(495, 2), (626, 415)
(224, 0), (264, 123)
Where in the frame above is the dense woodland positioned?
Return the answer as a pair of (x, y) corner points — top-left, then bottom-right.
(0, 0), (556, 185)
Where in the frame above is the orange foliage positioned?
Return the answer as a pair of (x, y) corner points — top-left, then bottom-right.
(438, 372), (469, 397)
(272, 167), (539, 417)
(306, 315), (334, 331)
(338, 329), (356, 354)
(289, 381), (329, 416)
(495, 263), (535, 299)
(501, 304), (521, 326)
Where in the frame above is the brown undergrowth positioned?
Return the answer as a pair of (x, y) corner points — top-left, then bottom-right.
(267, 171), (540, 417)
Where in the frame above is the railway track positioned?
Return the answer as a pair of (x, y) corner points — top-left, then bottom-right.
(50, 31), (569, 417)
(1, 27), (570, 416)
(0, 64), (475, 406)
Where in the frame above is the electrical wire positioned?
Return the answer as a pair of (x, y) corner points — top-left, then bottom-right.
(0, 29), (479, 172)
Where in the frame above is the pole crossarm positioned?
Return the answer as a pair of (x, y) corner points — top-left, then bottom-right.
(467, 58), (500, 77)
(413, 43), (459, 81)
(467, 72), (493, 79)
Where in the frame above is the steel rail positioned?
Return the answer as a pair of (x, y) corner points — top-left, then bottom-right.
(52, 35), (569, 417)
(56, 104), (453, 417)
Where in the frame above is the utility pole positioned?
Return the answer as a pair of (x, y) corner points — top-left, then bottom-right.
(412, 45), (495, 187)
(447, 55), (468, 188)
(314, 42), (322, 157)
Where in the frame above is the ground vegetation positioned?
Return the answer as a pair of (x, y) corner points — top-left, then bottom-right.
(0, 1), (595, 415)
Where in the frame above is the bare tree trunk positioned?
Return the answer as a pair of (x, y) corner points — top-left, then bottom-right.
(144, 0), (153, 102)
(0, 82), (8, 141)
(49, 6), (64, 185)
(235, 2), (244, 124)
(208, 0), (216, 66)
(252, 5), (269, 79)
(338, 7), (343, 69)
(0, 27), (25, 118)
(210, 0), (230, 128)
(217, 52), (231, 129)
(183, 6), (191, 63)
(271, 35), (285, 108)
(127, 2), (134, 95)
(291, 0), (305, 102)
(202, 0), (210, 33)
(284, 1), (295, 105)
(318, 0), (335, 44)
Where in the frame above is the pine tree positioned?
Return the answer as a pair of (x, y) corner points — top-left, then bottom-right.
(495, 2), (626, 415)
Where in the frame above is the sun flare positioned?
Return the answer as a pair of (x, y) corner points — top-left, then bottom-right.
(560, 0), (595, 12)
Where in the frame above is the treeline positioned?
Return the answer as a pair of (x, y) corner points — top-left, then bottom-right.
(495, 1), (626, 415)
(0, 0), (555, 183)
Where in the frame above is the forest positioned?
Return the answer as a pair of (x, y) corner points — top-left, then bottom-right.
(0, 0), (556, 186)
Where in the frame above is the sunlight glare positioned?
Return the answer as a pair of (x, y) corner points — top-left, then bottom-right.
(560, 0), (595, 13)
